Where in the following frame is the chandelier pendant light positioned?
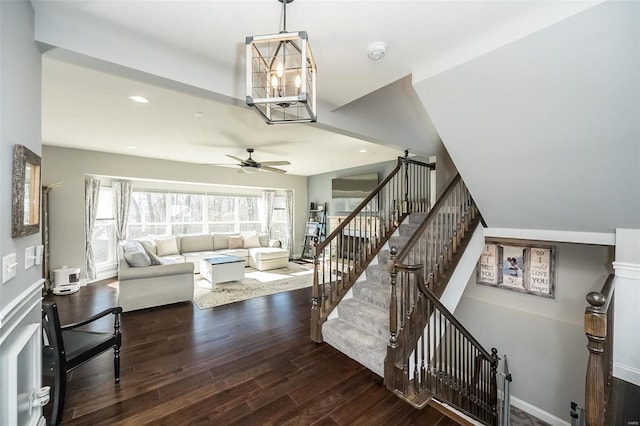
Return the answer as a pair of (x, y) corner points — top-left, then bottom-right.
(246, 0), (317, 124)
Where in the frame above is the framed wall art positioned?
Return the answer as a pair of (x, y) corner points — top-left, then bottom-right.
(477, 239), (556, 299)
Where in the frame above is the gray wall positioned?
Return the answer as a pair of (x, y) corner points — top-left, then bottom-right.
(454, 242), (612, 419)
(0, 0), (43, 310)
(307, 153), (457, 220)
(41, 146), (308, 278)
(414, 1), (640, 234)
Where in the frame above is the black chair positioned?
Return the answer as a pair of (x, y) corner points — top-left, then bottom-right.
(42, 302), (122, 425)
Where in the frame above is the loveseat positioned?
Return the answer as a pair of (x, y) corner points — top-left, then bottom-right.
(117, 232), (290, 311)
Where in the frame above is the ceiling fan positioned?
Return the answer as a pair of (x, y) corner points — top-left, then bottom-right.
(224, 148), (291, 174)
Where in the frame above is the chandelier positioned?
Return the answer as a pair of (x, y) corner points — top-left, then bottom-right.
(246, 0), (317, 124)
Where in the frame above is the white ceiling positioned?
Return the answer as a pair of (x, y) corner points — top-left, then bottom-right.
(35, 0), (600, 177)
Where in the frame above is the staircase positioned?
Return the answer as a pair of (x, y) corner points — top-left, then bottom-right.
(310, 159), (501, 425)
(322, 213), (427, 377)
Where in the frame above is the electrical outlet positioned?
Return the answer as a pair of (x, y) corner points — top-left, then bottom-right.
(3, 253), (17, 283)
(25, 246), (35, 269)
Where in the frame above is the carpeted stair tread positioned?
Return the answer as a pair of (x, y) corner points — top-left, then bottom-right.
(322, 318), (387, 377)
(352, 280), (390, 309)
(337, 298), (389, 338)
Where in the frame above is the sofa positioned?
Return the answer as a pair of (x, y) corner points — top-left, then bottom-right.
(117, 232), (290, 312)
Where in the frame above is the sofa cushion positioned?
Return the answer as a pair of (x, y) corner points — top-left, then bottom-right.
(156, 236), (179, 256)
(228, 235), (243, 249)
(258, 233), (269, 247)
(243, 232), (261, 249)
(249, 247), (289, 262)
(148, 251), (181, 265)
(218, 248), (249, 258)
(213, 234), (230, 250)
(123, 241), (152, 267)
(181, 234), (214, 253)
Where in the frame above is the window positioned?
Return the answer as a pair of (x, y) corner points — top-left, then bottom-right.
(127, 190), (263, 237)
(91, 187), (116, 270)
(271, 195), (289, 247)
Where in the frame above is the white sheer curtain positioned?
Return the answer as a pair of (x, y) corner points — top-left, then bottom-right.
(285, 190), (294, 256)
(84, 176), (101, 281)
(262, 190), (275, 235)
(113, 180), (133, 241)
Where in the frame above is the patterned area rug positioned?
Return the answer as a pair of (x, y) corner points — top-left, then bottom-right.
(193, 262), (313, 309)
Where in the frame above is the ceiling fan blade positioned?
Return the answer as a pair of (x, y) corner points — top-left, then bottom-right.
(259, 161), (291, 166)
(226, 154), (245, 163)
(260, 165), (287, 174)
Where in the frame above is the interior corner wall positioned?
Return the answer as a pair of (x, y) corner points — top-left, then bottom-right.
(41, 146), (308, 278)
(454, 242), (612, 420)
(0, 0), (43, 311)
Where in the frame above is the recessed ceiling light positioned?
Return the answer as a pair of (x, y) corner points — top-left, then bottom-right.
(127, 146), (137, 150)
(359, 149), (368, 153)
(195, 112), (204, 118)
(128, 95), (149, 104)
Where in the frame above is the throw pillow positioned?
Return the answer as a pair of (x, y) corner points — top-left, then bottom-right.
(137, 238), (157, 256)
(258, 233), (269, 247)
(243, 232), (261, 249)
(228, 235), (244, 249)
(123, 241), (151, 267)
(156, 236), (179, 256)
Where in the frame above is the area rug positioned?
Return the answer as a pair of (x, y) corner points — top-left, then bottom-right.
(193, 262), (313, 309)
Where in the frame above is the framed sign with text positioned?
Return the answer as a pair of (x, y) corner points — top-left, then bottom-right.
(477, 240), (556, 299)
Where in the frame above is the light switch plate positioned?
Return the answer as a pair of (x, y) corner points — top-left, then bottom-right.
(25, 246), (35, 269)
(3, 253), (17, 283)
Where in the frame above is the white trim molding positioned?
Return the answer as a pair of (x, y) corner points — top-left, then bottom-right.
(613, 362), (640, 386)
(0, 279), (45, 330)
(510, 395), (570, 426)
(612, 261), (640, 280)
(483, 228), (615, 245)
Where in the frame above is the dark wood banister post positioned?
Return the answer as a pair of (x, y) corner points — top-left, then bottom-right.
(388, 246), (399, 349)
(310, 239), (321, 342)
(403, 150), (409, 216)
(585, 291), (607, 426)
(490, 348), (499, 425)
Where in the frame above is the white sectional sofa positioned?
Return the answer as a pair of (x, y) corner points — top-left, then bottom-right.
(117, 232), (290, 311)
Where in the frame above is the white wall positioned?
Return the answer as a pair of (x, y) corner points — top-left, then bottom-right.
(41, 146), (308, 279)
(454, 242), (612, 421)
(613, 228), (640, 386)
(414, 1), (640, 234)
(0, 1), (45, 424)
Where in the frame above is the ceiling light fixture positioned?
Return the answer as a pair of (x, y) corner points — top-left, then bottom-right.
(127, 146), (137, 150)
(128, 95), (149, 104)
(246, 0), (317, 124)
(359, 149), (368, 153)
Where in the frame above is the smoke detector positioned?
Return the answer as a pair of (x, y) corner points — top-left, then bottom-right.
(367, 42), (387, 60)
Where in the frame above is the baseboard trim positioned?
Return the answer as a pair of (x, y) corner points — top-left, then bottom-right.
(510, 396), (570, 426)
(613, 362), (640, 387)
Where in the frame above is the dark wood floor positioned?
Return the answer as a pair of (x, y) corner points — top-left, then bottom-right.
(45, 281), (461, 425)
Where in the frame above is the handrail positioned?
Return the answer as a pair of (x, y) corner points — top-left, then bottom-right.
(316, 157), (404, 253)
(310, 151), (436, 342)
(584, 274), (615, 426)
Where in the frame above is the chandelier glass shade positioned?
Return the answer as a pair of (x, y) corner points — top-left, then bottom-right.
(246, 1), (316, 124)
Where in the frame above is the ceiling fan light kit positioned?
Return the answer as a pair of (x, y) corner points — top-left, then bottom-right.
(246, 0), (317, 124)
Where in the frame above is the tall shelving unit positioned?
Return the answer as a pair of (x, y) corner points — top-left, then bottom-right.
(301, 202), (327, 259)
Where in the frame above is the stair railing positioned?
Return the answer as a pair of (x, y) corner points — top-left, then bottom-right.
(584, 274), (615, 426)
(385, 174), (499, 424)
(310, 151), (435, 342)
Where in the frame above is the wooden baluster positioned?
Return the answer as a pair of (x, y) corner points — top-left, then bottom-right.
(585, 291), (607, 426)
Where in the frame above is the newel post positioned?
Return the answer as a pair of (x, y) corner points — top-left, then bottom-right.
(584, 291), (607, 426)
(490, 348), (499, 424)
(310, 243), (322, 342)
(388, 246), (399, 349)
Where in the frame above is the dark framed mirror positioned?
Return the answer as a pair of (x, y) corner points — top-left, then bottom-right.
(12, 144), (41, 238)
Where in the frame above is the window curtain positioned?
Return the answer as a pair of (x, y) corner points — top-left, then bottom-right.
(285, 190), (294, 255)
(262, 190), (275, 235)
(84, 177), (101, 282)
(113, 180), (133, 241)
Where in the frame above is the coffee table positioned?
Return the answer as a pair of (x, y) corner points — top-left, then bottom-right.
(200, 255), (245, 284)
